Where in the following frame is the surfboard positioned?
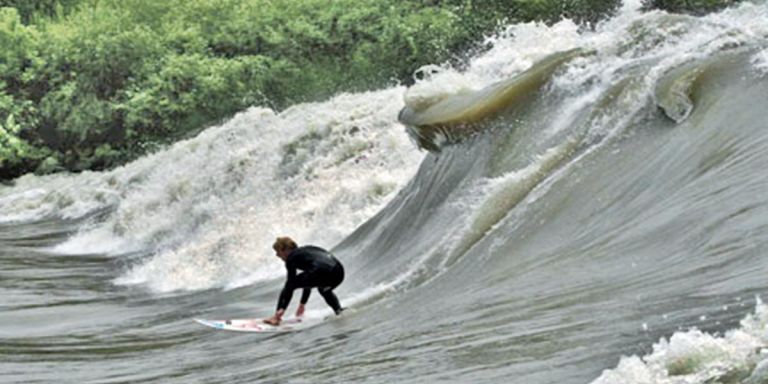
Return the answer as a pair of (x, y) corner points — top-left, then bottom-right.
(194, 317), (304, 333)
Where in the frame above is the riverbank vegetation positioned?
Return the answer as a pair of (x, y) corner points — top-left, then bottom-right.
(0, 0), (738, 180)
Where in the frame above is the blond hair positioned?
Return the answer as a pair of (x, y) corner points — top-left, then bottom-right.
(273, 237), (297, 252)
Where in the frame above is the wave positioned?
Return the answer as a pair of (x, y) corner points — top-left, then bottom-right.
(2, 90), (424, 292)
(2, 2), (768, 383)
(592, 299), (768, 384)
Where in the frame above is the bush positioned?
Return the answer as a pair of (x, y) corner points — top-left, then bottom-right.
(0, 0), (81, 24)
(642, 0), (742, 15)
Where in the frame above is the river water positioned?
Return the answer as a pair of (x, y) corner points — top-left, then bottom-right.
(2, 2), (768, 383)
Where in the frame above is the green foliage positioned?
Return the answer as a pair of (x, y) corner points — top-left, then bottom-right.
(0, 0), (624, 180)
(0, 111), (49, 177)
(122, 53), (293, 138)
(0, 7), (40, 83)
(0, 0), (82, 24)
(0, 8), (49, 178)
(642, 0), (742, 15)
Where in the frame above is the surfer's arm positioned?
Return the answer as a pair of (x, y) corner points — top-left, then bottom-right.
(265, 286), (291, 325)
(266, 267), (296, 325)
(300, 288), (311, 305)
(276, 266), (297, 311)
(294, 288), (310, 317)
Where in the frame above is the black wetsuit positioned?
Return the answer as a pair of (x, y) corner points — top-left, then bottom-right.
(277, 245), (345, 314)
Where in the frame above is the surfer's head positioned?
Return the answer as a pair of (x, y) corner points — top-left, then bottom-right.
(273, 236), (297, 260)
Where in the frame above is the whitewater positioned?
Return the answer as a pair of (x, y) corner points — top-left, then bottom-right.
(2, 1), (768, 383)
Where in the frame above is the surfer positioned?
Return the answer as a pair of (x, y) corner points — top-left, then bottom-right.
(264, 237), (345, 326)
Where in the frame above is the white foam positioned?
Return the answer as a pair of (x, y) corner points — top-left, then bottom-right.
(0, 172), (119, 224)
(592, 298), (768, 384)
(403, 19), (584, 112)
(51, 226), (136, 255)
(108, 90), (423, 292)
(471, 19), (583, 81)
(752, 48), (768, 77)
(404, 65), (475, 112)
(0, 188), (50, 223)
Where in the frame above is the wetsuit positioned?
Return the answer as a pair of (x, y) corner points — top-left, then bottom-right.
(277, 245), (345, 314)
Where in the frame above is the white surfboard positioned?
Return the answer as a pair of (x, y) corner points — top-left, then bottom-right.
(194, 317), (305, 333)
